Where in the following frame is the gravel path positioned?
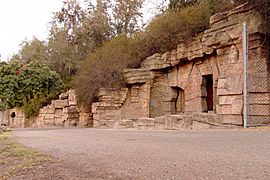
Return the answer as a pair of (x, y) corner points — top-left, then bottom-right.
(13, 128), (270, 179)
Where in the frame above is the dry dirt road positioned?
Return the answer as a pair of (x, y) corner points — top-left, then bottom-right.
(13, 128), (270, 180)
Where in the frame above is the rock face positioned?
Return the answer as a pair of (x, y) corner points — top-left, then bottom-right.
(91, 3), (270, 129)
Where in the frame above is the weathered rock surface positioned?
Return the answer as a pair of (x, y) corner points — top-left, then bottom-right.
(137, 118), (155, 130)
(122, 69), (151, 84)
(35, 90), (82, 127)
(92, 88), (128, 128)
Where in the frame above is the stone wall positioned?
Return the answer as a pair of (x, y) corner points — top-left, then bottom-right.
(91, 3), (269, 129)
(92, 88), (128, 128)
(2, 90), (92, 128)
(34, 89), (92, 127)
(2, 108), (25, 128)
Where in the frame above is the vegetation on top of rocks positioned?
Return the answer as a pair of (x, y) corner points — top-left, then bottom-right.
(74, 35), (141, 105)
(138, 0), (233, 59)
(74, 0), (234, 107)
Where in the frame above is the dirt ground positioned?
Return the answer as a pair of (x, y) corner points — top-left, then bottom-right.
(13, 128), (270, 180)
(1, 127), (270, 179)
(0, 131), (92, 180)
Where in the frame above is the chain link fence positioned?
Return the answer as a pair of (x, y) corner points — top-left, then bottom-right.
(244, 25), (270, 127)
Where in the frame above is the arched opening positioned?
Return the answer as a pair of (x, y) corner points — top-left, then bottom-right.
(202, 75), (214, 112)
(10, 112), (16, 118)
(10, 112), (16, 124)
(171, 87), (185, 114)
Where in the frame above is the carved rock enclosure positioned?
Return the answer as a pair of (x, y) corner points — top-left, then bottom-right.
(2, 3), (270, 129)
(91, 3), (269, 129)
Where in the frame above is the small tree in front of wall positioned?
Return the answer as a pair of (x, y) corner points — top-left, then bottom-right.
(0, 61), (63, 118)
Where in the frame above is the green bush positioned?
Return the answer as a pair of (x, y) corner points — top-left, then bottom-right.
(0, 61), (63, 117)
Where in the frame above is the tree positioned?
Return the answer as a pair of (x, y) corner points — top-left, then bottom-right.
(46, 0), (90, 79)
(47, 0), (113, 80)
(112, 0), (144, 35)
(87, 0), (113, 46)
(45, 0), (145, 80)
(11, 38), (48, 65)
(52, 0), (112, 51)
(168, 0), (197, 10)
(47, 30), (78, 79)
(0, 61), (63, 117)
(52, 0), (88, 45)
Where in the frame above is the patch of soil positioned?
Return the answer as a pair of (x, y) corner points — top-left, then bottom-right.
(0, 132), (94, 180)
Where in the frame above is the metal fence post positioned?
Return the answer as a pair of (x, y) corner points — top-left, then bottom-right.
(243, 22), (248, 128)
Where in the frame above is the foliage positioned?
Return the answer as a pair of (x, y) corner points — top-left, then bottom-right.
(88, 0), (113, 46)
(12, 38), (48, 64)
(168, 0), (198, 10)
(53, 0), (88, 44)
(112, 0), (144, 35)
(74, 0), (235, 107)
(233, 0), (267, 6)
(137, 0), (233, 59)
(73, 35), (140, 106)
(47, 30), (80, 79)
(50, 0), (145, 76)
(0, 61), (63, 117)
(8, 0), (264, 111)
(2, 0), (146, 115)
(62, 77), (73, 91)
(12, 0), (145, 82)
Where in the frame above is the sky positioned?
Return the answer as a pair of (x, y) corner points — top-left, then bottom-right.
(0, 0), (167, 61)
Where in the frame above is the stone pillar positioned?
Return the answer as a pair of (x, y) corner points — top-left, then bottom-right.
(78, 106), (93, 127)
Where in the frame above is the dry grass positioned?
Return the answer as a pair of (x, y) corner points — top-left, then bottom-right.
(0, 132), (53, 179)
(0, 131), (93, 180)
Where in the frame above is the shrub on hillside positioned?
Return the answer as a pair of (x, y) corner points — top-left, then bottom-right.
(73, 35), (140, 106)
(137, 0), (233, 59)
